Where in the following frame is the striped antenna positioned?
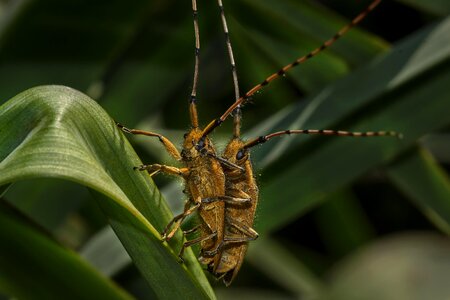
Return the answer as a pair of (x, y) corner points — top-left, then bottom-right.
(201, 0), (382, 138)
(217, 0), (242, 138)
(189, 0), (201, 128)
(243, 129), (402, 149)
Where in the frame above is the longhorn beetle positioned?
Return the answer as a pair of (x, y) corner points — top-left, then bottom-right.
(118, 0), (250, 266)
(119, 0), (400, 285)
(200, 0), (401, 285)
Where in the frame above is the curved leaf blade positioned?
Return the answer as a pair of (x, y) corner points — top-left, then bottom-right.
(387, 147), (450, 234)
(0, 86), (214, 299)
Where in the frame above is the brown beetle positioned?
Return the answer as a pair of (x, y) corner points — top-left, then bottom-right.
(117, 0), (250, 265)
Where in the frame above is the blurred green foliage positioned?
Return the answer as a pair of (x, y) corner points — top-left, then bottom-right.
(0, 0), (449, 299)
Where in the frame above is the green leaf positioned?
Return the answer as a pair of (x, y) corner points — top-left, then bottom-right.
(0, 205), (133, 300)
(0, 184), (11, 198)
(98, 13), (196, 125)
(80, 226), (131, 277)
(251, 16), (450, 233)
(0, 86), (214, 299)
(4, 179), (90, 232)
(315, 190), (375, 256)
(422, 133), (450, 163)
(235, 0), (388, 63)
(228, 0), (388, 95)
(0, 0), (164, 101)
(386, 147), (450, 234)
(247, 237), (324, 299)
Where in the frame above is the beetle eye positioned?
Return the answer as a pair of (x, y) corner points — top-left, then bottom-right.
(236, 150), (245, 160)
(195, 138), (205, 150)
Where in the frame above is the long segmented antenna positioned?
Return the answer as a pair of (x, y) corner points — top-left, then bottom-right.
(189, 0), (200, 128)
(217, 0), (242, 138)
(243, 129), (402, 149)
(201, 0), (382, 138)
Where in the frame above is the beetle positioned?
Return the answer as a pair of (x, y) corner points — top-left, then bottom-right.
(117, 0), (250, 265)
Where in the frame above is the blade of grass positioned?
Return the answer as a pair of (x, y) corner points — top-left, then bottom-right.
(0, 0), (168, 100)
(386, 147), (450, 234)
(315, 190), (375, 256)
(251, 16), (450, 233)
(80, 226), (131, 277)
(247, 237), (324, 299)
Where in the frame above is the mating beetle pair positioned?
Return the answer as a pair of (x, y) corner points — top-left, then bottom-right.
(119, 0), (400, 286)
